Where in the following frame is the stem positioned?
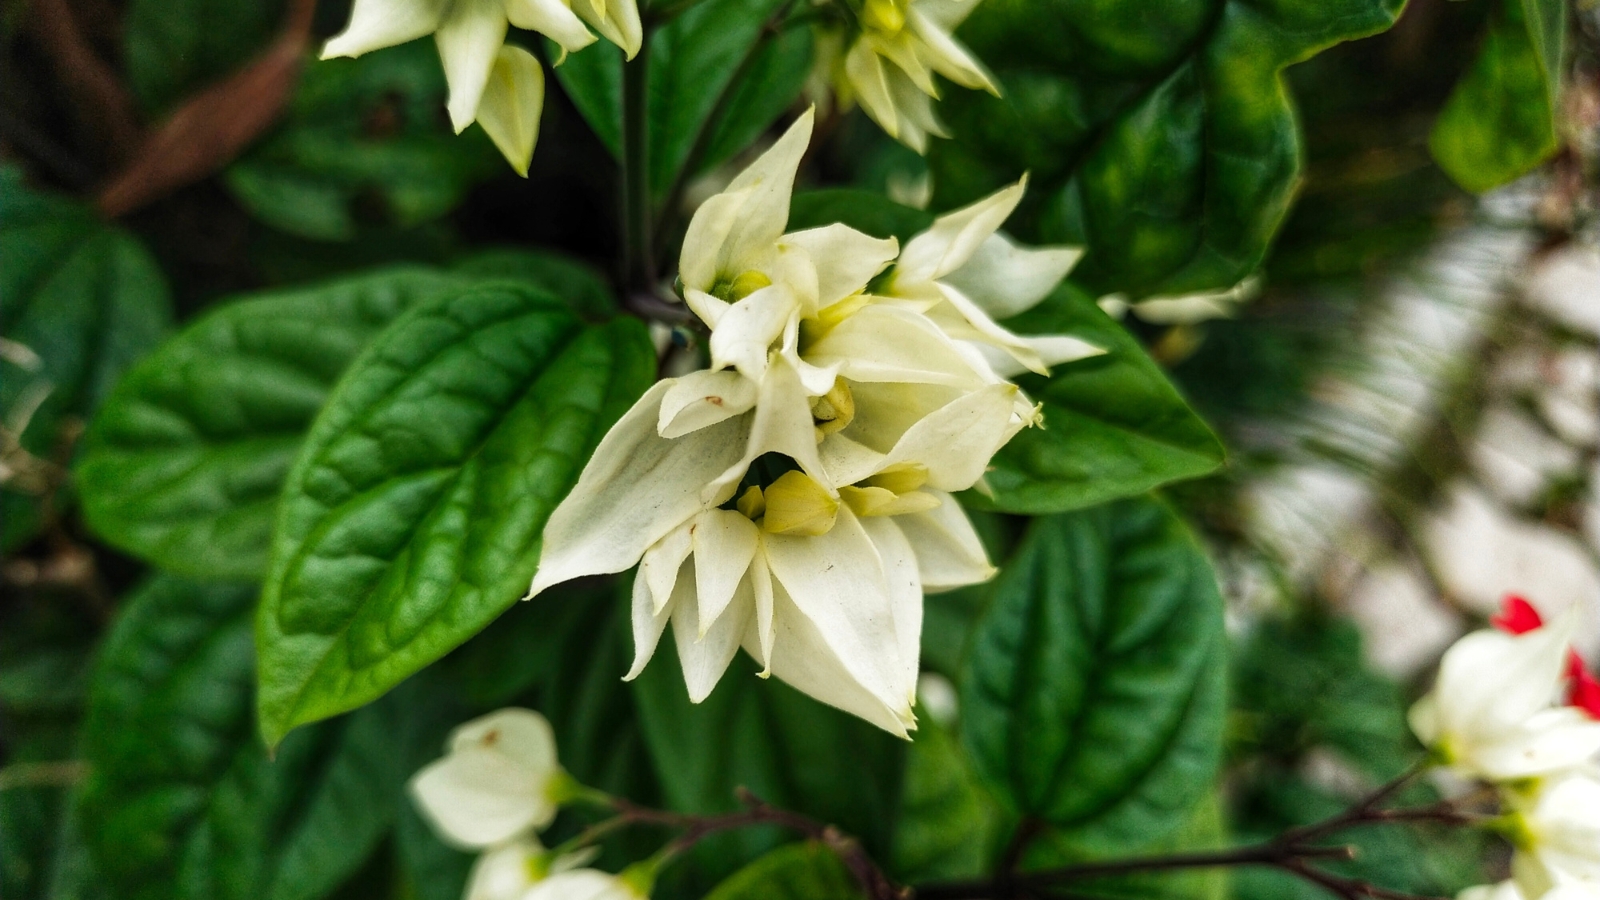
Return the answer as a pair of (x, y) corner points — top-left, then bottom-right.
(621, 29), (655, 294)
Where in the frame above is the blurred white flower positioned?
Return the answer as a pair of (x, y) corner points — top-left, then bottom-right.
(321, 0), (641, 173)
(838, 0), (998, 152)
(1507, 769), (1600, 897)
(1461, 881), (1600, 900)
(410, 708), (569, 849)
(524, 868), (649, 900)
(1409, 607), (1600, 782)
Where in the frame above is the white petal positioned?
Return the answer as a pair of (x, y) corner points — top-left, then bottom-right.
(1464, 708), (1600, 780)
(937, 282), (1103, 376)
(570, 0), (642, 58)
(672, 567), (753, 702)
(749, 548), (776, 673)
(447, 708), (559, 777)
(525, 869), (642, 900)
(1527, 772), (1600, 877)
(692, 509), (761, 632)
(410, 706), (557, 850)
(625, 563), (674, 680)
(941, 232), (1081, 320)
(880, 383), (1022, 491)
(844, 39), (900, 142)
(886, 73), (944, 152)
(680, 189), (753, 294)
(659, 369), (759, 438)
(529, 381), (750, 596)
(831, 380), (964, 454)
(804, 304), (988, 388)
(641, 523), (693, 613)
(895, 491), (995, 591)
(466, 838), (543, 900)
(716, 109), (815, 271)
(1436, 619), (1576, 746)
(915, 0), (983, 31)
(780, 225), (899, 310)
(758, 575), (915, 737)
(322, 0), (449, 58)
(506, 0), (597, 55)
(1458, 884), (1524, 900)
(868, 30), (936, 97)
(763, 506), (912, 728)
(706, 351), (832, 500)
(906, 6), (997, 93)
(435, 0), (510, 132)
(898, 179), (1025, 283)
(859, 515), (923, 707)
(707, 282), (798, 378)
(475, 45), (544, 176)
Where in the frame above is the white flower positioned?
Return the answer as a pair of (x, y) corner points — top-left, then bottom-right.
(1462, 882), (1600, 900)
(1409, 609), (1600, 782)
(1508, 769), (1600, 897)
(882, 177), (1102, 379)
(321, 0), (641, 173)
(838, 0), (998, 152)
(409, 708), (568, 849)
(524, 869), (649, 900)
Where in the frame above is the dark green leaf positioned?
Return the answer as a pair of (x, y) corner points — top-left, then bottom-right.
(976, 285), (1224, 514)
(788, 189), (935, 243)
(76, 269), (468, 580)
(1429, 0), (1566, 193)
(76, 576), (400, 900)
(452, 247), (619, 321)
(931, 0), (1405, 297)
(256, 283), (655, 745)
(1020, 792), (1230, 900)
(226, 42), (500, 241)
(960, 498), (1227, 851)
(553, 0), (811, 199)
(891, 714), (1005, 883)
(0, 166), (173, 552)
(124, 0), (284, 112)
(702, 841), (864, 900)
(630, 647), (905, 889)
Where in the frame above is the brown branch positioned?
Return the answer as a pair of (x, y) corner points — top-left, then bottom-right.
(27, 0), (141, 153)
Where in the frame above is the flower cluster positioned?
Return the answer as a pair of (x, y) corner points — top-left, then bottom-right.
(409, 708), (649, 900)
(529, 109), (1097, 735)
(321, 0), (643, 174)
(1410, 596), (1600, 900)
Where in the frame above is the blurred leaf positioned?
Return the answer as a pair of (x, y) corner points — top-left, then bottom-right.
(630, 648), (905, 890)
(891, 714), (1005, 883)
(256, 283), (654, 745)
(226, 42), (499, 241)
(76, 269), (467, 580)
(931, 0), (1405, 297)
(976, 285), (1224, 514)
(1020, 792), (1230, 900)
(0, 166), (173, 552)
(961, 498), (1227, 852)
(123, 0), (285, 113)
(452, 247), (619, 320)
(702, 841), (864, 900)
(1429, 0), (1566, 193)
(788, 189), (935, 243)
(553, 0), (811, 199)
(75, 575), (401, 900)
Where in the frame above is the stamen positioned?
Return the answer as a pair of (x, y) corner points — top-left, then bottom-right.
(761, 471), (839, 535)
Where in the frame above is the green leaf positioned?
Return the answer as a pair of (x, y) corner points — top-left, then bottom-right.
(1021, 792), (1230, 900)
(931, 0), (1405, 297)
(630, 647), (905, 888)
(75, 575), (401, 900)
(0, 166), (173, 552)
(788, 189), (936, 243)
(123, 0), (283, 112)
(452, 248), (619, 321)
(553, 0), (811, 199)
(891, 714), (1006, 883)
(960, 498), (1228, 852)
(977, 285), (1224, 514)
(1429, 0), (1566, 193)
(703, 841), (864, 900)
(76, 269), (468, 580)
(226, 42), (499, 241)
(256, 283), (655, 745)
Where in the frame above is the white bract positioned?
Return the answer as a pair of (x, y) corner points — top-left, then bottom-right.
(524, 869), (649, 900)
(838, 0), (998, 151)
(1508, 769), (1600, 897)
(410, 708), (568, 849)
(1462, 882), (1600, 900)
(322, 0), (642, 173)
(1409, 609), (1600, 781)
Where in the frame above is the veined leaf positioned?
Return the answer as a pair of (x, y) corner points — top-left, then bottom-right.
(75, 576), (400, 900)
(256, 283), (654, 745)
(961, 498), (1228, 852)
(931, 0), (1405, 297)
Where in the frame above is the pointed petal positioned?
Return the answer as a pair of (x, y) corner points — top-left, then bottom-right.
(572, 0), (642, 58)
(672, 570), (753, 702)
(659, 369), (759, 439)
(322, 0), (449, 58)
(869, 30), (936, 97)
(706, 352), (832, 500)
(475, 45), (544, 176)
(858, 515), (923, 707)
(680, 188), (753, 293)
(907, 6), (997, 93)
(898, 179), (1025, 283)
(941, 232), (1081, 319)
(916, 0), (983, 30)
(506, 0), (597, 55)
(780, 224), (899, 309)
(641, 523), (694, 613)
(707, 282), (798, 378)
(1471, 708), (1600, 779)
(845, 39), (900, 141)
(763, 506), (912, 726)
(529, 381), (750, 596)
(895, 491), (995, 590)
(625, 565), (674, 679)
(1437, 618), (1577, 743)
(436, 0), (510, 132)
(749, 549), (776, 674)
(692, 510), (761, 632)
(804, 304), (988, 388)
(878, 382), (1022, 490)
(937, 283), (1103, 376)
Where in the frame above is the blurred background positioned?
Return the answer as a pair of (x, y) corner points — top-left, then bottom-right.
(2, 0), (1599, 897)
